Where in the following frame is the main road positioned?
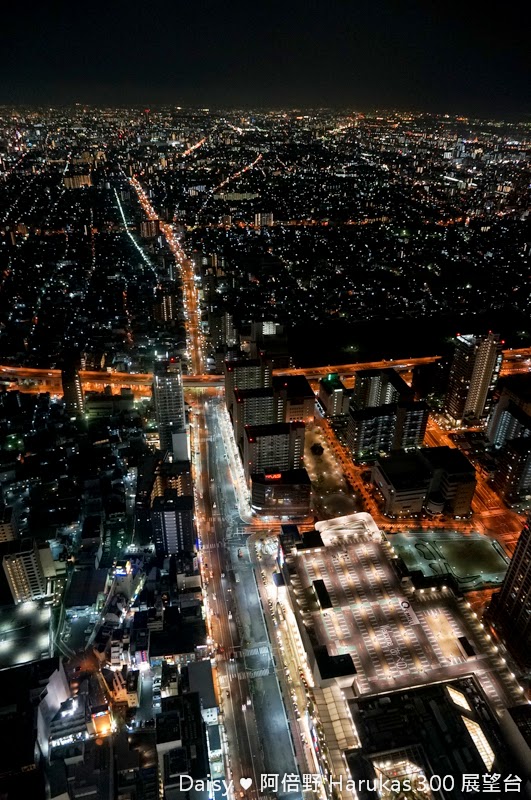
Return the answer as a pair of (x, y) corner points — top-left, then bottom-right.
(189, 389), (303, 800)
(129, 173), (303, 798)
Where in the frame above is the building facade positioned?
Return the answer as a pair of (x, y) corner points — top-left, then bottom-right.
(318, 373), (350, 417)
(445, 333), (503, 425)
(487, 523), (531, 667)
(494, 439), (531, 502)
(3, 539), (47, 603)
(153, 358), (187, 459)
(224, 357), (272, 420)
(243, 422), (305, 482)
(61, 363), (84, 416)
(152, 490), (195, 557)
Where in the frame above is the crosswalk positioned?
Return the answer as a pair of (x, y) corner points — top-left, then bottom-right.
(225, 662), (275, 680)
(242, 644), (270, 658)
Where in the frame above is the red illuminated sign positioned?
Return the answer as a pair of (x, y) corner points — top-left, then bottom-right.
(265, 473), (281, 480)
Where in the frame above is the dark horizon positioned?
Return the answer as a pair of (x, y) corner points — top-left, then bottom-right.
(1, 99), (530, 121)
(1, 0), (528, 116)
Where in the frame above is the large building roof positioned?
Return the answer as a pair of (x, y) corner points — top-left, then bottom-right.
(374, 451), (431, 490)
(65, 568), (108, 609)
(420, 445), (475, 475)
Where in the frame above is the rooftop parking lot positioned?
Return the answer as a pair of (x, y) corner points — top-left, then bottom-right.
(289, 515), (523, 709)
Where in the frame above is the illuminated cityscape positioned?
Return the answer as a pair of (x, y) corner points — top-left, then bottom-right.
(0, 4), (530, 798)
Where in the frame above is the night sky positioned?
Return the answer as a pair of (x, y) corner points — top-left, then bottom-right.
(1, 0), (528, 114)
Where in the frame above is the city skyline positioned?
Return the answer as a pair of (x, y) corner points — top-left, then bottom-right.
(0, 97), (529, 798)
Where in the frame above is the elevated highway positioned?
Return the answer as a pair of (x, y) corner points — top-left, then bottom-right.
(0, 347), (529, 397)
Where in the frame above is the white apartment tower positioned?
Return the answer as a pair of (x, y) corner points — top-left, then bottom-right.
(153, 358), (188, 460)
(445, 333), (503, 425)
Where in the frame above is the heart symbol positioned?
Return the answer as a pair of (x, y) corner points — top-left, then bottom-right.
(240, 778), (253, 791)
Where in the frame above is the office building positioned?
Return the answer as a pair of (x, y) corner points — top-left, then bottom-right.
(494, 438), (531, 502)
(152, 489), (195, 557)
(243, 422), (305, 482)
(372, 446), (476, 517)
(351, 368), (413, 410)
(114, 730), (158, 800)
(372, 452), (432, 516)
(421, 446), (476, 516)
(487, 523), (531, 667)
(3, 539), (47, 603)
(318, 373), (350, 416)
(224, 356), (272, 419)
(153, 358), (188, 459)
(61, 362), (84, 416)
(445, 332), (503, 424)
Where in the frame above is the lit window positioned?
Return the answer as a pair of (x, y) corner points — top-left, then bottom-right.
(462, 716), (495, 770)
(447, 685), (471, 711)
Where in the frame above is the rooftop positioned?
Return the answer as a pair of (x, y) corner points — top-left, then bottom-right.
(420, 445), (476, 475)
(0, 602), (51, 669)
(347, 675), (516, 798)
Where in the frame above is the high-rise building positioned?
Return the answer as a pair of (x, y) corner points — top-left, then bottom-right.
(347, 405), (397, 462)
(487, 375), (531, 449)
(254, 212), (274, 227)
(233, 387), (276, 453)
(247, 321), (291, 368)
(61, 362), (84, 416)
(221, 312), (238, 348)
(0, 504), (17, 543)
(494, 439), (531, 502)
(346, 401), (428, 462)
(445, 333), (503, 425)
(153, 286), (179, 322)
(351, 368), (413, 410)
(243, 422), (305, 482)
(318, 373), (350, 417)
(153, 358), (188, 459)
(420, 446), (476, 516)
(3, 539), (47, 603)
(487, 400), (531, 449)
(152, 489), (195, 556)
(394, 400), (429, 449)
(487, 522), (531, 667)
(224, 356), (272, 420)
(152, 457), (193, 502)
(140, 218), (160, 238)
